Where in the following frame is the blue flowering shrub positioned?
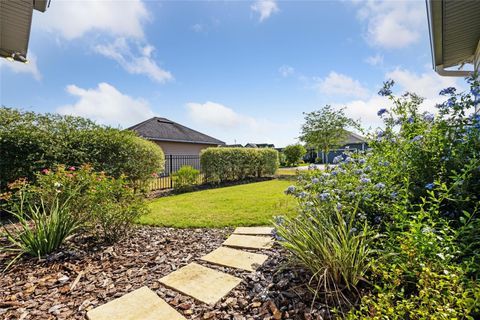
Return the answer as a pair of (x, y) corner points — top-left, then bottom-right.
(275, 74), (480, 317)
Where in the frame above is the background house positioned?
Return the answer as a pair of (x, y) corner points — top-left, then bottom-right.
(304, 131), (367, 164)
(244, 143), (275, 148)
(129, 117), (225, 155)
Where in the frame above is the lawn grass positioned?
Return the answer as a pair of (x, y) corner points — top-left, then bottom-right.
(138, 179), (298, 228)
(275, 168), (300, 176)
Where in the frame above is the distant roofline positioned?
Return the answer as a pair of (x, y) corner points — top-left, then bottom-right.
(142, 136), (224, 145)
(128, 116), (225, 145)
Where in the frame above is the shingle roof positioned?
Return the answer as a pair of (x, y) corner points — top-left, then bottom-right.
(343, 131), (366, 145)
(245, 143), (275, 148)
(128, 117), (225, 145)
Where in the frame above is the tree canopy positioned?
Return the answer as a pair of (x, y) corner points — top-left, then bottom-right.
(299, 105), (358, 159)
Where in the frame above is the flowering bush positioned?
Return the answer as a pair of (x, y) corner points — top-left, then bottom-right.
(275, 74), (480, 317)
(3, 165), (148, 247)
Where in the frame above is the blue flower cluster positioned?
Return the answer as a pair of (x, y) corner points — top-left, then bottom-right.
(377, 108), (388, 117)
(410, 135), (423, 143)
(439, 87), (456, 96)
(423, 113), (434, 122)
(378, 79), (394, 96)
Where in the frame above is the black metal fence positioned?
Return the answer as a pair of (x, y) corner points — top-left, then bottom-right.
(150, 155), (203, 190)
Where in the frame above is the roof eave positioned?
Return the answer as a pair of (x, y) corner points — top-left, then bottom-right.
(143, 136), (225, 145)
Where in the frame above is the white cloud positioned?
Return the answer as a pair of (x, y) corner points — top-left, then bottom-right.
(279, 65), (295, 77)
(186, 101), (256, 129)
(386, 67), (459, 100)
(354, 0), (425, 49)
(251, 0), (279, 22)
(192, 24), (204, 33)
(185, 101), (296, 146)
(94, 38), (173, 83)
(35, 0), (149, 40)
(365, 53), (384, 66)
(337, 68), (462, 130)
(58, 82), (154, 127)
(316, 71), (369, 99)
(0, 54), (41, 80)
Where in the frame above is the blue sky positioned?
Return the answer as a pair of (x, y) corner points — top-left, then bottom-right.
(0, 0), (465, 146)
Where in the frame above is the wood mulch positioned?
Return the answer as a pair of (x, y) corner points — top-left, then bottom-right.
(1, 226), (331, 319)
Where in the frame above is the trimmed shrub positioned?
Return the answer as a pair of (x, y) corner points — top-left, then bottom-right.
(172, 165), (200, 191)
(0, 108), (165, 191)
(200, 147), (279, 183)
(282, 144), (307, 166)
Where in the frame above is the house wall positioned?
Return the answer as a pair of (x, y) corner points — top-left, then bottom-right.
(153, 141), (217, 155)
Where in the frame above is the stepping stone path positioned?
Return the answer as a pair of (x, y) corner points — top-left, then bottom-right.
(87, 286), (186, 320)
(222, 234), (274, 249)
(159, 262), (242, 305)
(201, 246), (268, 272)
(233, 226), (273, 235)
(87, 226), (274, 318)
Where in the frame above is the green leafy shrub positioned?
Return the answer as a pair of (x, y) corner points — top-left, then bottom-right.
(172, 165), (200, 191)
(0, 108), (165, 191)
(282, 144), (307, 166)
(200, 147), (279, 183)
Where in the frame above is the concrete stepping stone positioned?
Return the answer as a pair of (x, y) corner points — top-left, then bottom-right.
(87, 286), (186, 320)
(222, 234), (274, 249)
(159, 262), (241, 305)
(201, 246), (268, 272)
(233, 226), (274, 236)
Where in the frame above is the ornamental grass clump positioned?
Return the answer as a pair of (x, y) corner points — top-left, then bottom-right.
(2, 183), (81, 269)
(275, 201), (374, 308)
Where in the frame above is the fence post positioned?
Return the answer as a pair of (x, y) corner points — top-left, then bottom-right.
(169, 154), (173, 188)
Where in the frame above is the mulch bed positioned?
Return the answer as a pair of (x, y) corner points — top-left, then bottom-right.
(1, 226), (330, 319)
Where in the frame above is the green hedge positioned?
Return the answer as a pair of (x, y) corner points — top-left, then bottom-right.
(0, 107), (165, 190)
(200, 147), (279, 183)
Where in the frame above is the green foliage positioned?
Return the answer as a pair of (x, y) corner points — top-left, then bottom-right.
(0, 108), (165, 191)
(3, 165), (149, 247)
(299, 105), (359, 157)
(277, 74), (480, 317)
(275, 202), (374, 306)
(200, 147), (279, 183)
(282, 144), (307, 166)
(172, 165), (200, 191)
(2, 184), (81, 267)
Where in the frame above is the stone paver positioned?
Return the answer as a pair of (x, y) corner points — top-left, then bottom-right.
(159, 263), (242, 305)
(201, 246), (268, 272)
(233, 226), (274, 236)
(222, 234), (274, 249)
(87, 286), (186, 320)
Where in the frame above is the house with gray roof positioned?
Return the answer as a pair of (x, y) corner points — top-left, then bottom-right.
(128, 117), (225, 155)
(304, 130), (367, 164)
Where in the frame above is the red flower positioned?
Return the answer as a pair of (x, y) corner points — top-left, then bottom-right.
(68, 166), (76, 171)
(41, 169), (50, 174)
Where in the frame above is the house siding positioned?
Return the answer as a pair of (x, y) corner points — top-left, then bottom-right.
(154, 141), (216, 155)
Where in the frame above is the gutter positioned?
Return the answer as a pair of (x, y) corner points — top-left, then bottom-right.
(435, 65), (472, 77)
